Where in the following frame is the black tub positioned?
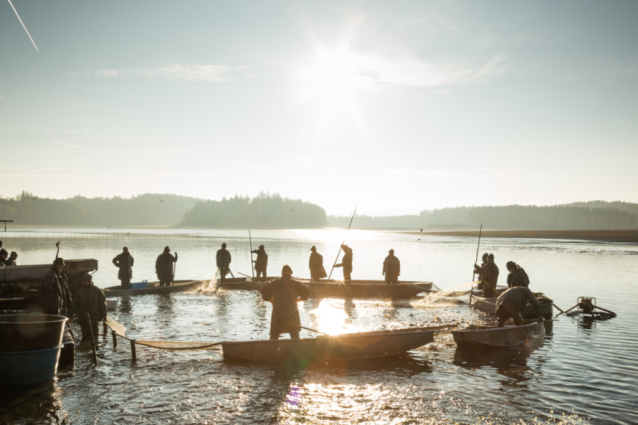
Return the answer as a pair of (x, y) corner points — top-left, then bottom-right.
(0, 314), (68, 352)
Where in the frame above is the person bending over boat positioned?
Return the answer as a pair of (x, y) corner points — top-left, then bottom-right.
(156, 246), (178, 286)
(72, 273), (106, 342)
(251, 245), (268, 278)
(309, 246), (327, 281)
(482, 253), (500, 298)
(473, 253), (489, 290)
(216, 243), (232, 283)
(334, 244), (353, 282)
(112, 247), (134, 289)
(36, 258), (73, 317)
(506, 261), (530, 288)
(495, 286), (543, 327)
(383, 249), (401, 285)
(260, 265), (310, 340)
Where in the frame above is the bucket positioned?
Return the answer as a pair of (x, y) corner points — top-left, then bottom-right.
(130, 280), (148, 290)
(0, 345), (63, 386)
(106, 299), (119, 310)
(0, 314), (68, 352)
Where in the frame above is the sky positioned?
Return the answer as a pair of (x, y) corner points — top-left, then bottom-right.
(1, 0), (637, 216)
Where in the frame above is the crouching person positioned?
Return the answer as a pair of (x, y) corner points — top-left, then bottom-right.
(72, 273), (107, 342)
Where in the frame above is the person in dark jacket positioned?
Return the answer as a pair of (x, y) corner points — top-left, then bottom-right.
(36, 258), (73, 317)
(0, 249), (8, 265)
(251, 245), (268, 278)
(216, 243), (232, 283)
(334, 244), (353, 282)
(112, 247), (134, 289)
(309, 246), (327, 281)
(156, 246), (178, 286)
(506, 261), (530, 288)
(482, 253), (500, 298)
(72, 273), (106, 342)
(473, 253), (489, 290)
(260, 265), (310, 340)
(5, 251), (18, 266)
(495, 286), (543, 327)
(383, 249), (401, 285)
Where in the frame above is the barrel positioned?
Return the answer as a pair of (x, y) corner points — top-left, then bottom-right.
(0, 345), (64, 386)
(0, 314), (68, 352)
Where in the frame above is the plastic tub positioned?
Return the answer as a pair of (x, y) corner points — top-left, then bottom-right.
(0, 345), (63, 386)
(0, 314), (68, 352)
(130, 280), (148, 290)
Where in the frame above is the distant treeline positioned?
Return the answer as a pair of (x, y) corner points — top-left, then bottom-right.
(179, 193), (327, 228)
(0, 192), (199, 227)
(329, 202), (638, 230)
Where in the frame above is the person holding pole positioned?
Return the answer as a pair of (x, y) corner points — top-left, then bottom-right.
(251, 245), (269, 278)
(216, 243), (232, 284)
(260, 265), (310, 340)
(474, 253), (489, 290)
(72, 273), (106, 343)
(156, 246), (178, 287)
(334, 244), (353, 282)
(482, 253), (500, 298)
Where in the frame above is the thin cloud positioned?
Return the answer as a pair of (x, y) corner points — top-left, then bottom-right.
(7, 0), (39, 52)
(45, 141), (79, 149)
(91, 64), (251, 82)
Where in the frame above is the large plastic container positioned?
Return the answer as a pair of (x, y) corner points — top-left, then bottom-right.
(0, 314), (68, 352)
(0, 345), (64, 386)
(130, 280), (148, 290)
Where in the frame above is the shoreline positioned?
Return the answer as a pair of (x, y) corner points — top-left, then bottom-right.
(404, 230), (638, 243)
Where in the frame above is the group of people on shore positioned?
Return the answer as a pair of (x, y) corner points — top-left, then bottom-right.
(473, 252), (543, 327)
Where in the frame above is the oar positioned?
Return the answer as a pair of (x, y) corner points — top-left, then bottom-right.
(249, 230), (255, 278)
(328, 206), (357, 280)
(552, 303), (566, 314)
(237, 271), (251, 278)
(280, 320), (331, 336)
(469, 224), (482, 305)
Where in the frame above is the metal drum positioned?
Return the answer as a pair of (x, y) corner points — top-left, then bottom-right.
(0, 314), (68, 352)
(0, 345), (64, 386)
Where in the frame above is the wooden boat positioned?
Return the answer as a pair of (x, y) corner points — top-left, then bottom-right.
(104, 279), (208, 297)
(470, 286), (554, 319)
(0, 259), (98, 287)
(218, 278), (434, 298)
(221, 327), (435, 363)
(452, 321), (542, 349)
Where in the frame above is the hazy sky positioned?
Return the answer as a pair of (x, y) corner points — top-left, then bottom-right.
(1, 0), (637, 215)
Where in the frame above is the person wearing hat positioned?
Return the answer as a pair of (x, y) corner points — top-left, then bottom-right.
(260, 265), (310, 340)
(382, 249), (401, 285)
(506, 261), (530, 288)
(5, 251), (18, 266)
(309, 246), (327, 281)
(0, 248), (8, 265)
(334, 244), (353, 282)
(112, 247), (134, 289)
(72, 273), (106, 342)
(216, 243), (232, 284)
(36, 257), (73, 317)
(251, 245), (269, 278)
(482, 253), (500, 297)
(473, 253), (489, 290)
(156, 246), (178, 287)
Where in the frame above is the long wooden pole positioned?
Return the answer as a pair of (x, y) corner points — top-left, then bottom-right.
(86, 313), (98, 367)
(469, 223), (483, 304)
(249, 230), (254, 278)
(328, 206), (357, 280)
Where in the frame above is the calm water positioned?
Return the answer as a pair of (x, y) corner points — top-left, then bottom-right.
(1, 228), (637, 424)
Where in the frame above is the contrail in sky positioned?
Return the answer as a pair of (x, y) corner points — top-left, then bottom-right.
(7, 0), (39, 52)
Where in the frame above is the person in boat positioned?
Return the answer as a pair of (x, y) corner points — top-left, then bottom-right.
(251, 245), (268, 278)
(36, 258), (73, 317)
(383, 249), (401, 285)
(0, 249), (8, 265)
(506, 261), (530, 288)
(156, 246), (178, 286)
(473, 253), (489, 290)
(5, 251), (18, 266)
(495, 286), (543, 327)
(112, 247), (134, 289)
(309, 246), (327, 281)
(72, 273), (106, 342)
(482, 253), (500, 298)
(216, 243), (232, 283)
(260, 265), (310, 340)
(334, 244), (353, 282)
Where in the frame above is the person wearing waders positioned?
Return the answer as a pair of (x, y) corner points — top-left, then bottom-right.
(382, 249), (401, 285)
(482, 253), (500, 298)
(309, 246), (327, 281)
(112, 247), (134, 289)
(36, 258), (73, 317)
(473, 253), (489, 291)
(251, 245), (269, 278)
(72, 273), (106, 342)
(260, 265), (310, 340)
(156, 246), (178, 286)
(216, 243), (232, 284)
(495, 286), (543, 327)
(334, 244), (353, 282)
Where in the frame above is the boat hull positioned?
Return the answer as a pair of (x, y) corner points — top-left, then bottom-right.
(104, 280), (208, 297)
(222, 328), (435, 364)
(452, 322), (542, 349)
(0, 259), (98, 286)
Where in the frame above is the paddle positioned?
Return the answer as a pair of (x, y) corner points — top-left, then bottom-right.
(328, 206), (357, 280)
(469, 224), (482, 305)
(249, 230), (255, 278)
(280, 320), (331, 336)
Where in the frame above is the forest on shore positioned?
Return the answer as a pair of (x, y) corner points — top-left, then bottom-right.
(1, 192), (637, 230)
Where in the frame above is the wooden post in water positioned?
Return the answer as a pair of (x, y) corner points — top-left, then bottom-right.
(130, 339), (137, 361)
(103, 321), (107, 336)
(112, 331), (117, 348)
(86, 313), (98, 367)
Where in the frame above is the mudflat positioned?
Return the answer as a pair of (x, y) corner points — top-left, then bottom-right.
(407, 230), (638, 243)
